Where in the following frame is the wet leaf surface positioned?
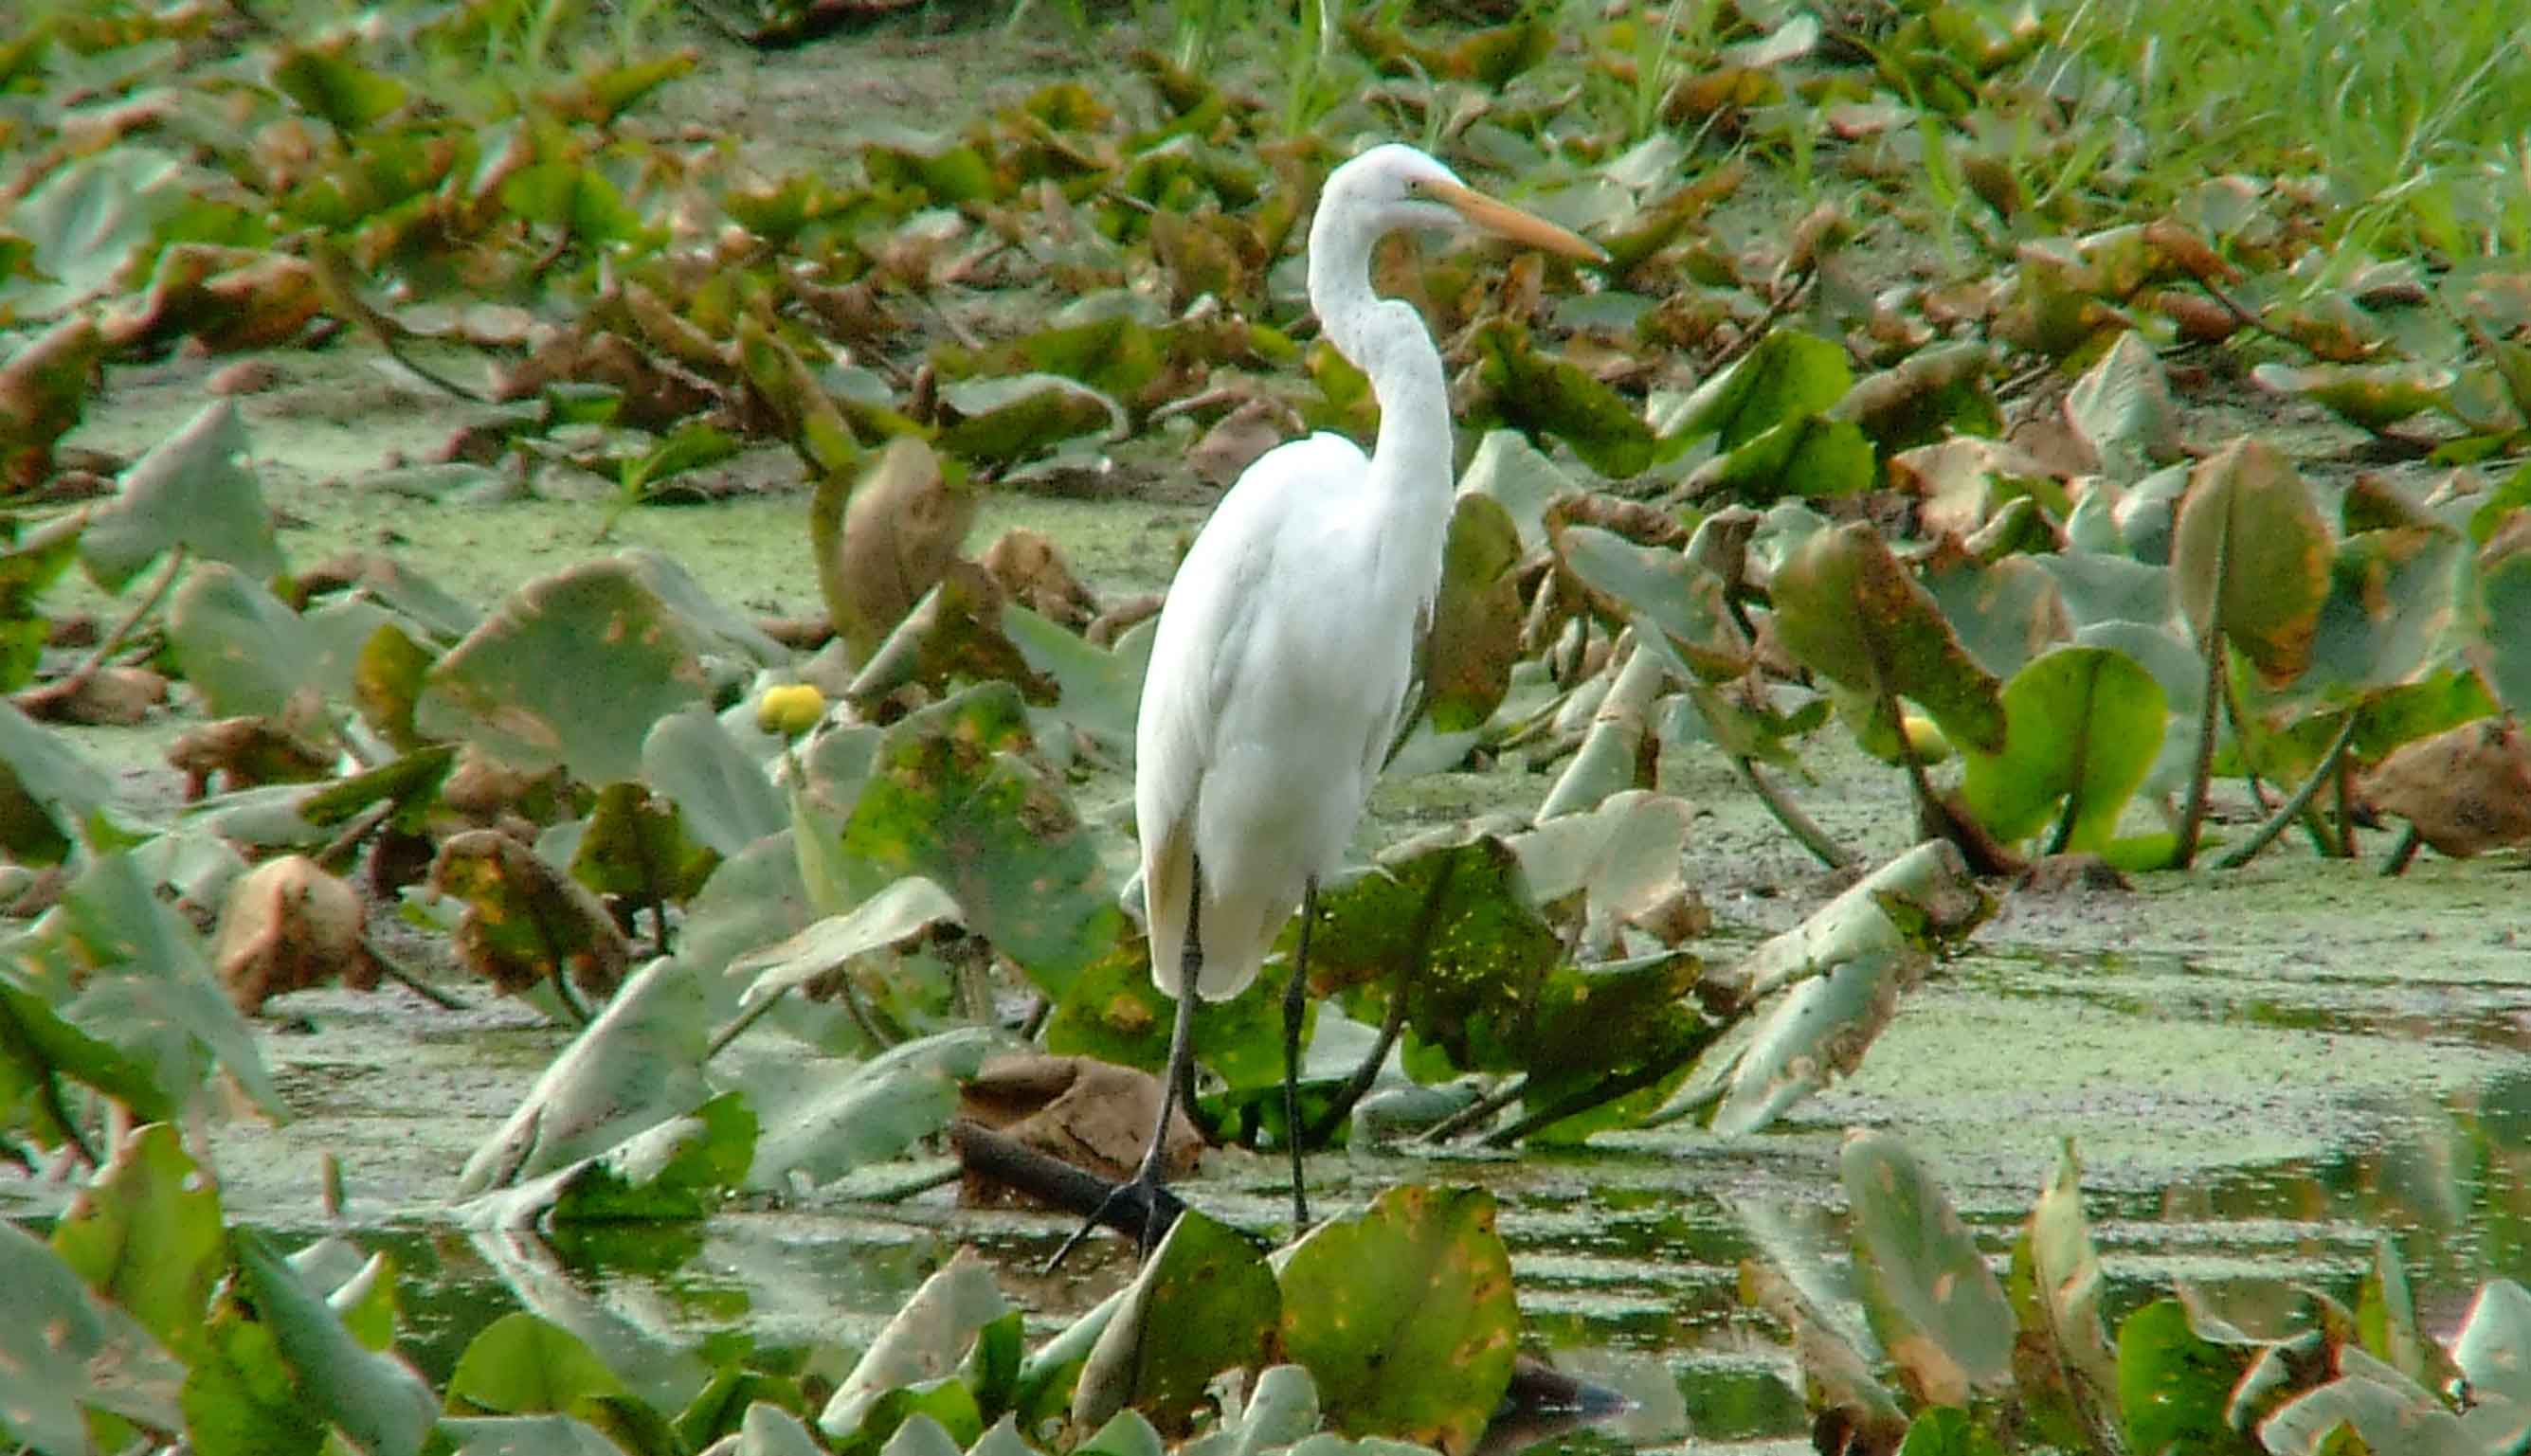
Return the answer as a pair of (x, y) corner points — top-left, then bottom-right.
(1276, 1186), (1517, 1454)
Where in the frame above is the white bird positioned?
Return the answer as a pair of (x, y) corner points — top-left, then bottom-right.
(1076, 144), (1602, 1254)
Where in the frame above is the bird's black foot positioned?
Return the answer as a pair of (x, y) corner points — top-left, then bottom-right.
(1041, 1162), (1188, 1273)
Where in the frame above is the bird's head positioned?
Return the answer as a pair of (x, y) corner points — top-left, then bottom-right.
(1314, 143), (1603, 261)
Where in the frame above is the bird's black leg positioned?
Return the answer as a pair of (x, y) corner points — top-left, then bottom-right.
(1284, 879), (1316, 1231)
(1044, 858), (1205, 1271)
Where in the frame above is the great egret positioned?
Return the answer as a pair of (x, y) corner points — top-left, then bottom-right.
(1075, 144), (1601, 1255)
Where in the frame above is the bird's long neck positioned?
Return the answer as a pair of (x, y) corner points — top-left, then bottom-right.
(1309, 228), (1454, 497)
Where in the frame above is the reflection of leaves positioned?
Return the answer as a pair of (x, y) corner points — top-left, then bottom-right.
(1276, 1185), (1516, 1456)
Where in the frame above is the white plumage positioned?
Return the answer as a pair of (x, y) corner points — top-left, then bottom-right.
(1076, 143), (1600, 1249)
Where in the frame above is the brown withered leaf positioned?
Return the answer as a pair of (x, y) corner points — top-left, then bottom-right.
(429, 829), (632, 1000)
(957, 1052), (1201, 1202)
(16, 666), (168, 728)
(1186, 398), (1292, 489)
(835, 437), (977, 652)
(212, 854), (383, 1014)
(167, 714), (328, 797)
(0, 315), (103, 494)
(980, 528), (1099, 630)
(2362, 719), (2531, 858)
(1087, 592), (1164, 647)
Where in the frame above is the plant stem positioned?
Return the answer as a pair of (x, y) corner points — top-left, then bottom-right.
(2377, 822), (2422, 876)
(1417, 1076), (1526, 1143)
(2213, 712), (2358, 870)
(2171, 531), (2230, 868)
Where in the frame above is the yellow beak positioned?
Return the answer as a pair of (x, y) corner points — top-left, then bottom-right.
(1424, 178), (1607, 262)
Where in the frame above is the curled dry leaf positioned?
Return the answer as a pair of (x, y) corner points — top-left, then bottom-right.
(166, 714), (328, 797)
(834, 438), (976, 656)
(979, 527), (1099, 630)
(1088, 591), (1165, 647)
(0, 315), (103, 493)
(429, 829), (632, 999)
(16, 666), (169, 728)
(955, 1052), (1201, 1198)
(2361, 719), (2531, 857)
(1187, 397), (1293, 488)
(211, 854), (382, 1014)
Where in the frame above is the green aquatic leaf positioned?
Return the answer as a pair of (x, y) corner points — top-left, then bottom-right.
(15, 853), (283, 1118)
(0, 1220), (186, 1454)
(446, 1313), (629, 1415)
(840, 685), (1129, 998)
(2005, 1142), (2121, 1453)
(1276, 1185), (1517, 1454)
(570, 782), (719, 908)
(467, 1089), (757, 1226)
(2252, 361), (2454, 433)
(1769, 520), (2007, 755)
(2116, 1298), (2264, 1456)
(1074, 1211), (1279, 1434)
(1470, 321), (1656, 477)
(166, 562), (321, 723)
(1556, 525), (1745, 678)
(0, 516), (79, 692)
(2068, 330), (2182, 479)
(1655, 329), (1853, 452)
(235, 1229), (439, 1456)
(49, 1123), (226, 1364)
(417, 558), (712, 786)
(1683, 413), (1875, 506)
(1961, 645), (2166, 851)
(820, 1249), (1011, 1441)
(642, 709), (786, 857)
(2171, 439), (2332, 688)
(81, 401), (284, 593)
(458, 960), (710, 1195)
(1841, 1131), (2016, 1408)
(0, 699), (116, 865)
(736, 1027), (999, 1191)
(7, 147), (188, 317)
(1425, 492), (1528, 731)
(936, 373), (1124, 468)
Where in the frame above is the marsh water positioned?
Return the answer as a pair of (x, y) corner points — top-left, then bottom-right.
(12, 56), (2531, 1445)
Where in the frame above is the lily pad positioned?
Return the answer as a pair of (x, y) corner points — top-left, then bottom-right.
(1276, 1185), (1518, 1455)
(81, 401), (284, 593)
(2170, 439), (2331, 687)
(417, 559), (713, 786)
(1840, 1131), (2016, 1409)
(1074, 1211), (1279, 1434)
(1961, 645), (2166, 852)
